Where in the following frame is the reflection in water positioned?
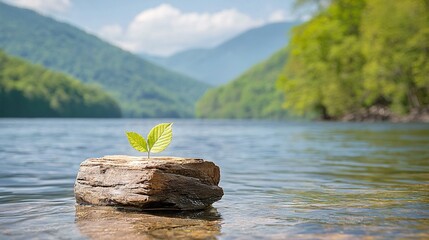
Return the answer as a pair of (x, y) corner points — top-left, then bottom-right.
(75, 205), (221, 240)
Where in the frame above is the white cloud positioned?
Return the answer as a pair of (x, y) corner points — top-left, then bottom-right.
(98, 4), (266, 56)
(268, 9), (312, 23)
(268, 10), (287, 22)
(4, 0), (71, 14)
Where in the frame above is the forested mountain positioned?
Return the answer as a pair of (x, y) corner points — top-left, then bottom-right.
(196, 0), (429, 121)
(0, 2), (209, 117)
(196, 48), (290, 119)
(143, 22), (298, 85)
(0, 50), (121, 117)
(278, 0), (429, 120)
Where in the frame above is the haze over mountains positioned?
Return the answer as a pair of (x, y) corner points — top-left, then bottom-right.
(141, 21), (298, 85)
(0, 2), (208, 117)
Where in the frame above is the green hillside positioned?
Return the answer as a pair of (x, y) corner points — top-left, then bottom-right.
(0, 2), (209, 117)
(143, 22), (298, 85)
(278, 0), (429, 120)
(0, 50), (121, 117)
(196, 48), (289, 119)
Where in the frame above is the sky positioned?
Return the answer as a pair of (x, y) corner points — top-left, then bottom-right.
(3, 0), (311, 56)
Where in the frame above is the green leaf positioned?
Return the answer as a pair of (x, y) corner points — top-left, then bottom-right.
(126, 131), (148, 152)
(147, 123), (173, 153)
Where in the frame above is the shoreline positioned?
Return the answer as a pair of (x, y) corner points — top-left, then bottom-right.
(340, 106), (429, 123)
(1, 109), (429, 123)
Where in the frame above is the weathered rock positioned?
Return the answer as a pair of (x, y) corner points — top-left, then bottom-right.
(74, 155), (223, 210)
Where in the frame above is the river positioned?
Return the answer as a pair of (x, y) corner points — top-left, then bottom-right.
(0, 119), (428, 239)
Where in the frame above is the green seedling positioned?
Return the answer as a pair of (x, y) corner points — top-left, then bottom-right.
(126, 123), (173, 159)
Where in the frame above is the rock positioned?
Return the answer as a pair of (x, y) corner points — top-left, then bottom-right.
(75, 205), (221, 240)
(74, 155), (223, 210)
(340, 106), (429, 123)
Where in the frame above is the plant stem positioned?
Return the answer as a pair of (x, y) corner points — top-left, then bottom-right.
(148, 151), (150, 159)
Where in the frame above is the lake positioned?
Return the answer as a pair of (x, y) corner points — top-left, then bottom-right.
(0, 119), (428, 239)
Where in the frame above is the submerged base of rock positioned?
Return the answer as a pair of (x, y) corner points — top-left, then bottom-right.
(74, 155), (223, 210)
(76, 205), (221, 240)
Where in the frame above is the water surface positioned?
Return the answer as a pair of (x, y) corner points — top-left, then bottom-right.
(0, 119), (428, 239)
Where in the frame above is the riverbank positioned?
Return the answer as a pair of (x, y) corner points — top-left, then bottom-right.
(341, 106), (429, 123)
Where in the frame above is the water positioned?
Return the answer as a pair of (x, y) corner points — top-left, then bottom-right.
(0, 119), (428, 239)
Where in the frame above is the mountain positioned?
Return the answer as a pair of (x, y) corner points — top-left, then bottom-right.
(196, 48), (290, 119)
(0, 50), (121, 117)
(142, 21), (298, 85)
(0, 2), (209, 117)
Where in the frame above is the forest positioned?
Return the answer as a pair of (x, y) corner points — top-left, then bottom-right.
(0, 50), (121, 117)
(1, 0), (427, 120)
(197, 0), (429, 121)
(278, 0), (429, 120)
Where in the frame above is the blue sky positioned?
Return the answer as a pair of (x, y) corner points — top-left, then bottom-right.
(3, 0), (310, 56)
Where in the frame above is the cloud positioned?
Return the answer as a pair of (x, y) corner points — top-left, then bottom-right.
(98, 4), (265, 56)
(4, 0), (71, 14)
(268, 10), (287, 22)
(268, 9), (312, 23)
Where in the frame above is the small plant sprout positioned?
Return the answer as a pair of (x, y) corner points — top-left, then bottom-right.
(126, 123), (173, 159)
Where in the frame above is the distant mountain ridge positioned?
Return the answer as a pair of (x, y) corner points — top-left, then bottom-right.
(0, 2), (209, 117)
(142, 21), (299, 85)
(196, 47), (290, 119)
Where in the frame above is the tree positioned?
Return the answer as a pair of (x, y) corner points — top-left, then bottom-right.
(361, 0), (429, 113)
(278, 0), (429, 119)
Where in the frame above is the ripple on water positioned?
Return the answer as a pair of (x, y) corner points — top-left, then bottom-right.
(0, 119), (429, 239)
